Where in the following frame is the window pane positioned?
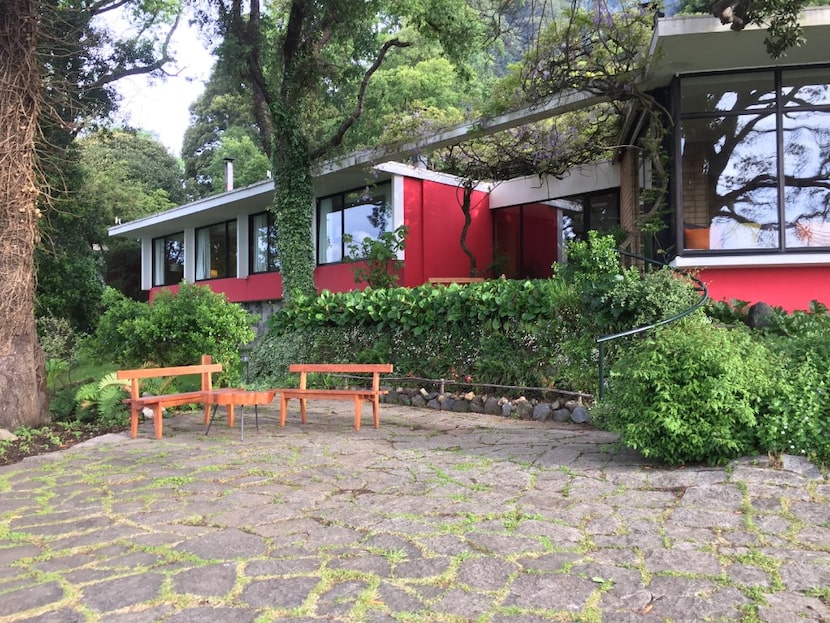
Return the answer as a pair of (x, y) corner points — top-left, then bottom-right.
(152, 238), (165, 286)
(681, 114), (779, 250)
(227, 220), (237, 277)
(252, 213), (278, 272)
(782, 69), (830, 107)
(164, 233), (184, 285)
(318, 196), (342, 263)
(681, 73), (775, 114)
(195, 227), (210, 280)
(783, 111), (830, 248)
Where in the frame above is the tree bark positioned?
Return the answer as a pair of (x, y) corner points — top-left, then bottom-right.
(0, 0), (49, 429)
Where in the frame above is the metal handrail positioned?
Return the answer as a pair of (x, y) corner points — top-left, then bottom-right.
(596, 249), (709, 399)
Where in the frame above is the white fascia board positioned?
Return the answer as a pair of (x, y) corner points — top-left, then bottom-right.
(108, 179), (275, 237)
(489, 161), (620, 209)
(318, 90), (606, 175)
(672, 253), (830, 269)
(373, 161), (493, 192)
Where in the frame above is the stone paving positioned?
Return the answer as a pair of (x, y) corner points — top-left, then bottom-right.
(0, 402), (828, 623)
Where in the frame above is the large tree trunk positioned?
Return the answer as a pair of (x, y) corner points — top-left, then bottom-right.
(271, 105), (318, 301)
(0, 0), (49, 429)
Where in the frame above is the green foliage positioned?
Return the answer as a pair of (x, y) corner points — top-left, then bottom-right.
(343, 225), (408, 289)
(36, 315), (79, 362)
(261, 277), (594, 391)
(93, 283), (256, 385)
(596, 315), (774, 465)
(757, 354), (830, 465)
(75, 372), (130, 426)
(35, 249), (106, 333)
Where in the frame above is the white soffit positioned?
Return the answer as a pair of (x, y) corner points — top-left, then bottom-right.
(489, 162), (620, 209)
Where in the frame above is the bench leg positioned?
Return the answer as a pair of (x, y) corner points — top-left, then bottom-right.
(227, 404), (235, 428)
(353, 396), (362, 431)
(153, 404), (163, 439)
(372, 396), (380, 429)
(130, 404), (139, 439)
(299, 399), (307, 424)
(280, 394), (288, 426)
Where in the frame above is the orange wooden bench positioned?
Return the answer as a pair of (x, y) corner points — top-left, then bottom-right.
(117, 355), (222, 439)
(279, 363), (393, 430)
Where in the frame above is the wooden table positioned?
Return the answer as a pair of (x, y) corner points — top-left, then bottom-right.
(204, 389), (277, 439)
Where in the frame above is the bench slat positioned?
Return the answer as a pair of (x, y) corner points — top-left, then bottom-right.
(280, 363), (393, 431)
(288, 363), (393, 374)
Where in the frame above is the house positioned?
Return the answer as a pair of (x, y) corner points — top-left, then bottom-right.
(110, 8), (830, 314)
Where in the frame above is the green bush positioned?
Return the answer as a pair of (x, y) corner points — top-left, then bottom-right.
(93, 283), (256, 386)
(757, 354), (830, 465)
(595, 314), (774, 465)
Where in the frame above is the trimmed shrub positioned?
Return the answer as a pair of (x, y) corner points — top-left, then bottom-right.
(93, 283), (256, 386)
(595, 314), (775, 465)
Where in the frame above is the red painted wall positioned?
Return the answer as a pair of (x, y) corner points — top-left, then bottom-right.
(400, 177), (492, 286)
(698, 265), (830, 312)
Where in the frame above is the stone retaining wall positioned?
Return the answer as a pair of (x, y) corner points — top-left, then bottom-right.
(382, 387), (592, 425)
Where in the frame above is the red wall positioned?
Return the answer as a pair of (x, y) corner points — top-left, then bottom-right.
(698, 265), (830, 312)
(400, 177), (492, 286)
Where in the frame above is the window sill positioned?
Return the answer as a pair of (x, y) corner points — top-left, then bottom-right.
(672, 253), (830, 269)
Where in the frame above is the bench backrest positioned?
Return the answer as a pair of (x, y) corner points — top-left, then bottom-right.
(289, 363), (393, 391)
(117, 355), (222, 400)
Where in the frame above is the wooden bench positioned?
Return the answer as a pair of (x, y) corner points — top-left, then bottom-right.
(117, 355), (223, 439)
(279, 363), (393, 430)
(428, 277), (485, 285)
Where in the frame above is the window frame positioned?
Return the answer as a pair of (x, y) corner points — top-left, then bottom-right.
(195, 219), (237, 281)
(674, 65), (830, 256)
(151, 232), (184, 287)
(249, 211), (279, 274)
(315, 183), (393, 265)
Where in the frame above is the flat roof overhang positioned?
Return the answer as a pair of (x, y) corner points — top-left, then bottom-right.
(644, 7), (830, 88)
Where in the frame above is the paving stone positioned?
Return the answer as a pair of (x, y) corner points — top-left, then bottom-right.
(0, 582), (65, 616)
(457, 556), (520, 590)
(503, 573), (597, 610)
(315, 579), (368, 617)
(245, 557), (323, 576)
(433, 588), (495, 617)
(171, 562), (238, 596)
(174, 528), (267, 560)
(239, 576), (319, 608)
(11, 608), (86, 622)
(392, 555), (452, 579)
(164, 607), (260, 623)
(81, 572), (166, 613)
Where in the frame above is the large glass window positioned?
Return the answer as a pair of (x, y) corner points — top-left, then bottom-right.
(250, 212), (279, 273)
(679, 68), (830, 252)
(316, 184), (392, 264)
(152, 233), (184, 286)
(195, 220), (237, 280)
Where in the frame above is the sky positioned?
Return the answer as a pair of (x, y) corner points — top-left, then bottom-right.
(113, 19), (215, 158)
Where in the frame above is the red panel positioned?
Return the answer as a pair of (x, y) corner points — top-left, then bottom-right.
(417, 178), (492, 281)
(698, 265), (830, 312)
(402, 177), (424, 287)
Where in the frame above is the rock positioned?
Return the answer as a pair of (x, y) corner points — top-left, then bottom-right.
(438, 395), (455, 410)
(469, 396), (485, 413)
(532, 403), (552, 421)
(426, 398), (441, 410)
(564, 400), (578, 411)
(552, 408), (572, 422)
(484, 397), (501, 415)
(398, 394), (412, 406)
(515, 399), (533, 420)
(385, 390), (400, 404)
(452, 400), (470, 413)
(747, 301), (776, 329)
(463, 392), (475, 401)
(0, 428), (18, 442)
(570, 405), (590, 424)
(550, 399), (561, 410)
(501, 402), (513, 417)
(419, 387), (429, 397)
(411, 394), (427, 408)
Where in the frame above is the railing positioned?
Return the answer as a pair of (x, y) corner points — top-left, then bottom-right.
(596, 250), (709, 399)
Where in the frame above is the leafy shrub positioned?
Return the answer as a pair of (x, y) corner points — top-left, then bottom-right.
(756, 355), (830, 465)
(343, 225), (408, 289)
(37, 315), (80, 362)
(93, 283), (256, 386)
(596, 314), (774, 465)
(75, 372), (130, 426)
